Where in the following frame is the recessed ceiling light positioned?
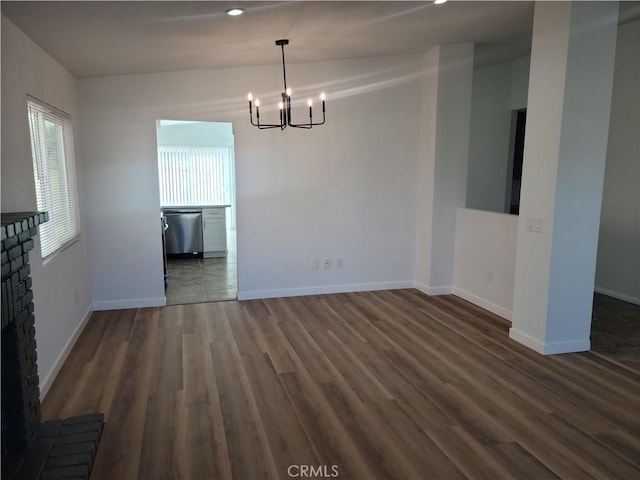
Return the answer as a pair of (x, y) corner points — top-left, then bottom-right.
(434, 0), (447, 4)
(226, 8), (245, 16)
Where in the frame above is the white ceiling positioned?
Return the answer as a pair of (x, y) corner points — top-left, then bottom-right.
(0, 1), (631, 79)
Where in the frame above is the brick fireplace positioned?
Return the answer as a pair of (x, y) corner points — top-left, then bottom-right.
(2, 212), (104, 480)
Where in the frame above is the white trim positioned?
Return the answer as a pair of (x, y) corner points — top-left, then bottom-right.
(237, 281), (414, 301)
(40, 306), (92, 400)
(509, 328), (545, 353)
(93, 296), (166, 311)
(542, 338), (591, 355)
(414, 281), (453, 296)
(452, 287), (512, 321)
(594, 286), (640, 306)
(509, 327), (590, 355)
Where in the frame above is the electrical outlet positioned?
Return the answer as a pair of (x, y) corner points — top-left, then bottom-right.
(323, 258), (331, 269)
(526, 217), (533, 232)
(336, 257), (344, 269)
(535, 217), (543, 233)
(311, 258), (319, 270)
(488, 272), (494, 283)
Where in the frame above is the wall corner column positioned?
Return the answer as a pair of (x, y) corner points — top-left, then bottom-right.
(415, 43), (474, 295)
(510, 1), (619, 354)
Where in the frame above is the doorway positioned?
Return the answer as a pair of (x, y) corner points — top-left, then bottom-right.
(505, 109), (526, 215)
(156, 120), (237, 305)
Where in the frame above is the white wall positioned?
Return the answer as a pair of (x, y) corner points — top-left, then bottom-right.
(453, 208), (518, 319)
(1, 16), (93, 397)
(596, 18), (640, 305)
(78, 55), (422, 306)
(509, 56), (531, 111)
(466, 55), (530, 213)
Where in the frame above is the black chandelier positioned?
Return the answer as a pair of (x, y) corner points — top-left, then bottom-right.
(248, 39), (326, 130)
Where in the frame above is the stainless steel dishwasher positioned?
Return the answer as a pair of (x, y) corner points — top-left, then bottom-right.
(163, 209), (203, 254)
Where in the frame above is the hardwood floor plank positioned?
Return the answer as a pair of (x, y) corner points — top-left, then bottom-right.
(492, 414), (598, 479)
(137, 389), (182, 479)
(484, 442), (562, 480)
(101, 308), (136, 344)
(211, 302), (279, 480)
(277, 372), (381, 479)
(230, 304), (321, 472)
(40, 289), (639, 480)
(526, 413), (640, 480)
(552, 353), (640, 402)
(424, 425), (513, 480)
(508, 356), (638, 432)
(593, 431), (640, 467)
(351, 394), (468, 479)
(74, 339), (128, 417)
(316, 380), (425, 480)
(90, 308), (159, 480)
(289, 297), (396, 402)
(40, 311), (111, 419)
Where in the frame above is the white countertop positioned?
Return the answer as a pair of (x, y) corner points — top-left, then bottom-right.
(162, 205), (230, 211)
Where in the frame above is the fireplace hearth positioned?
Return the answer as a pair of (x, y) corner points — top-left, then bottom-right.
(2, 212), (104, 480)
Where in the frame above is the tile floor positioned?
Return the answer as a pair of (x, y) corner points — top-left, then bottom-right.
(165, 229), (237, 305)
(591, 292), (640, 368)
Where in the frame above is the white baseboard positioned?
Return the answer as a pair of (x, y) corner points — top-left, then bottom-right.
(93, 296), (166, 311)
(509, 327), (590, 355)
(452, 287), (512, 321)
(40, 306), (92, 400)
(594, 286), (640, 306)
(237, 281), (414, 301)
(414, 281), (453, 296)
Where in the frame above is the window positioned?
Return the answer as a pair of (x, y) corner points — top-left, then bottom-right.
(157, 144), (236, 228)
(27, 96), (80, 259)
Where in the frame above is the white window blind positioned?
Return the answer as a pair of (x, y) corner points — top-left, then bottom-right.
(27, 97), (80, 259)
(158, 145), (236, 227)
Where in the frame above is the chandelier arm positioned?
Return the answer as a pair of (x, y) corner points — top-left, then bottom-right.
(289, 111), (326, 128)
(252, 111), (284, 129)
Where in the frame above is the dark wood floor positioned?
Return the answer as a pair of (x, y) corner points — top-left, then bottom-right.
(42, 289), (640, 480)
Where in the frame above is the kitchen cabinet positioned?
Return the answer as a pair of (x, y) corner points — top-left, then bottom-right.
(202, 207), (227, 258)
